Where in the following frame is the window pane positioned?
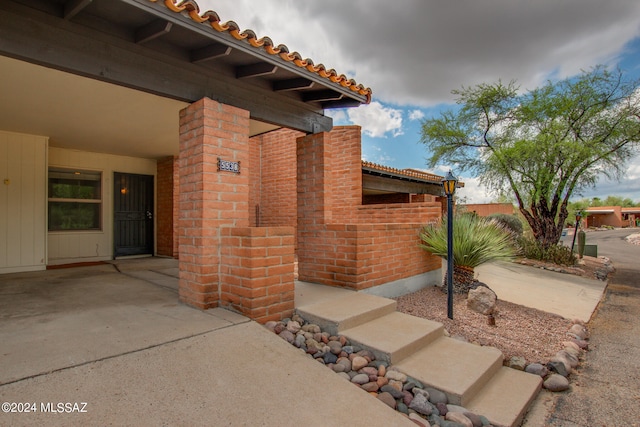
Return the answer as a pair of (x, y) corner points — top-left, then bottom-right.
(48, 202), (101, 231)
(48, 169), (101, 199)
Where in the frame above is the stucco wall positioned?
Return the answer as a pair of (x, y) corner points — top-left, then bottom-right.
(48, 147), (156, 265)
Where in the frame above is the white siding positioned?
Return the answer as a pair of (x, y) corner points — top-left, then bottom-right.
(0, 131), (48, 273)
(47, 147), (156, 265)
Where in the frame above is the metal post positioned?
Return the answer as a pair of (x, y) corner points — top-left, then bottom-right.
(447, 193), (454, 319)
(570, 213), (581, 254)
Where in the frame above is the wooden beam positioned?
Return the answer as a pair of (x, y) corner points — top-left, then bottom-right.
(64, 0), (92, 20)
(190, 43), (231, 63)
(236, 62), (278, 79)
(323, 99), (363, 109)
(135, 19), (172, 44)
(0, 2), (332, 134)
(362, 174), (442, 195)
(303, 90), (343, 103)
(273, 78), (314, 92)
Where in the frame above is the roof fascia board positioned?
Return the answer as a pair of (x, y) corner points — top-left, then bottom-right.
(123, 0), (368, 104)
(0, 1), (332, 134)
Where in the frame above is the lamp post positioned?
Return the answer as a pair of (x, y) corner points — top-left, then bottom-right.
(570, 211), (582, 254)
(442, 170), (457, 320)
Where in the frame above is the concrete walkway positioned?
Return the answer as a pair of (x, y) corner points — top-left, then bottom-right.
(0, 259), (413, 426)
(476, 261), (607, 322)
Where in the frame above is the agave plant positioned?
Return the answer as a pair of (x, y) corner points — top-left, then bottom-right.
(420, 213), (516, 294)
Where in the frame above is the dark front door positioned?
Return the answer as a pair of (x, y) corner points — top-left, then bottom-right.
(114, 172), (154, 257)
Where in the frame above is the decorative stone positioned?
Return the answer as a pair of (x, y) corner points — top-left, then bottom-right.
(525, 363), (548, 377)
(408, 412), (430, 427)
(397, 402), (409, 415)
(361, 382), (379, 392)
(508, 356), (527, 371)
(328, 340), (342, 355)
(278, 329), (295, 344)
(547, 361), (569, 377)
(264, 321), (278, 332)
(386, 370), (408, 382)
(331, 363), (346, 373)
(377, 392), (397, 409)
(436, 402), (448, 416)
(286, 320), (301, 333)
(322, 352), (338, 364)
(376, 376), (389, 388)
(351, 356), (368, 371)
(550, 355), (572, 375)
(556, 349), (579, 369)
(569, 324), (589, 340)
(571, 338), (589, 350)
(402, 390), (413, 407)
(388, 379), (404, 392)
(336, 372), (351, 381)
(380, 384), (405, 399)
(543, 374), (570, 392)
(463, 411), (483, 427)
(336, 357), (351, 372)
(273, 323), (286, 334)
(409, 393), (434, 416)
(378, 364), (386, 377)
(446, 404), (467, 413)
(425, 387), (448, 405)
(351, 373), (370, 385)
(446, 412), (473, 427)
(466, 285), (497, 315)
(412, 387), (430, 399)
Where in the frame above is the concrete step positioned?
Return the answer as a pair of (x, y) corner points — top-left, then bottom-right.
(296, 292), (396, 336)
(466, 367), (542, 427)
(340, 311), (444, 364)
(394, 336), (504, 406)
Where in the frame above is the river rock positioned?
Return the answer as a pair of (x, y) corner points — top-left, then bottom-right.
(361, 382), (379, 392)
(408, 413), (430, 427)
(569, 324), (589, 340)
(547, 360), (569, 377)
(286, 320), (301, 333)
(328, 340), (342, 355)
(544, 374), (570, 392)
(351, 356), (368, 371)
(424, 387), (447, 404)
(409, 393), (434, 416)
(278, 329), (295, 344)
(386, 370), (408, 382)
(377, 392), (397, 409)
(380, 384), (405, 399)
(525, 363), (548, 377)
(446, 411), (473, 427)
(463, 411), (483, 427)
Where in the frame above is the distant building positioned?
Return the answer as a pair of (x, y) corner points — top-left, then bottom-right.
(461, 203), (515, 217)
(585, 206), (640, 228)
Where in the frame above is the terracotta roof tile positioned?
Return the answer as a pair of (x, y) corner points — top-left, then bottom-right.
(361, 161), (444, 184)
(152, 0), (372, 103)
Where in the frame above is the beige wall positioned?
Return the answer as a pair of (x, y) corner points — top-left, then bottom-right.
(48, 147), (156, 265)
(0, 131), (48, 273)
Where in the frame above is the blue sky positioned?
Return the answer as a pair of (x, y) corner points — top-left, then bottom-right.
(201, 0), (640, 203)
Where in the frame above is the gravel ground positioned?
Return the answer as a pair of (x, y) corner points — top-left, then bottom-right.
(394, 257), (605, 365)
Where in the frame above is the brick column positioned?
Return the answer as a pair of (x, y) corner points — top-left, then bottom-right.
(178, 98), (250, 309)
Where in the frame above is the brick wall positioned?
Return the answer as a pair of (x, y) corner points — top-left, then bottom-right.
(258, 128), (302, 228)
(462, 203), (514, 217)
(219, 226), (295, 322)
(296, 129), (442, 291)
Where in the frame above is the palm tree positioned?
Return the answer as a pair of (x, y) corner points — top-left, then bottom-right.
(420, 213), (516, 294)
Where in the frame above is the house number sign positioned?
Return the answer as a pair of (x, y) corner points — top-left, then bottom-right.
(217, 158), (240, 174)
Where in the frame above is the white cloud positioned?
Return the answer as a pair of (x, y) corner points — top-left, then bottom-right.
(347, 102), (403, 138)
(408, 110), (425, 121)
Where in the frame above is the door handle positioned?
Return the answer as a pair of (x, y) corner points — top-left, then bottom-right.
(146, 210), (153, 219)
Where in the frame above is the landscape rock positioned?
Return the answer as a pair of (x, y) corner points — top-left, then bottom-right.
(408, 412), (430, 427)
(569, 324), (589, 340)
(409, 393), (434, 416)
(525, 363), (548, 377)
(543, 374), (570, 392)
(278, 329), (295, 344)
(386, 369), (408, 382)
(351, 356), (369, 371)
(351, 373), (370, 385)
(361, 382), (379, 392)
(425, 387), (448, 404)
(446, 411), (473, 427)
(380, 384), (405, 399)
(286, 320), (301, 333)
(463, 411), (483, 427)
(467, 285), (497, 315)
(377, 392), (397, 409)
(547, 360), (570, 377)
(508, 356), (527, 370)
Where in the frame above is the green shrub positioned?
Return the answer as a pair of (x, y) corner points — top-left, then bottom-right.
(516, 236), (576, 266)
(487, 213), (523, 236)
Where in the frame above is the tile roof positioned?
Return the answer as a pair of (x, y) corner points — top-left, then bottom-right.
(152, 0), (372, 103)
(361, 161), (444, 184)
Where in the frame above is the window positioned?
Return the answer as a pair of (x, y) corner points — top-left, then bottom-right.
(48, 168), (102, 231)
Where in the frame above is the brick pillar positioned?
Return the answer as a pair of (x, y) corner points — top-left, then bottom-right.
(178, 98), (250, 309)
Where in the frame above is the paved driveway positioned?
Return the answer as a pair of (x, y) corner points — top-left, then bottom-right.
(0, 258), (413, 426)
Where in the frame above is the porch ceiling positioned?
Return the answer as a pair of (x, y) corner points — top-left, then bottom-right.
(0, 55), (279, 159)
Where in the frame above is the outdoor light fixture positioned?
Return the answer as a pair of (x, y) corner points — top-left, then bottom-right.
(571, 210), (583, 254)
(442, 170), (457, 319)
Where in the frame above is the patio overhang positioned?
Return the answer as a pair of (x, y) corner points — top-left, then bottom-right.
(0, 0), (372, 158)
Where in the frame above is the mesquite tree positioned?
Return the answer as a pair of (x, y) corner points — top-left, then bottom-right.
(421, 66), (640, 247)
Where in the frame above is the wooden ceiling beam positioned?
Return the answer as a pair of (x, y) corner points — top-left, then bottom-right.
(273, 78), (314, 92)
(236, 62), (278, 79)
(135, 19), (172, 44)
(190, 43), (231, 63)
(64, 0), (92, 20)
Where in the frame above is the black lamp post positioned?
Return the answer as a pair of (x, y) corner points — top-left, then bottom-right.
(570, 211), (582, 254)
(442, 170), (458, 319)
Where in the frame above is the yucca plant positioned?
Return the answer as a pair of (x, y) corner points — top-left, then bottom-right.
(420, 213), (516, 294)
